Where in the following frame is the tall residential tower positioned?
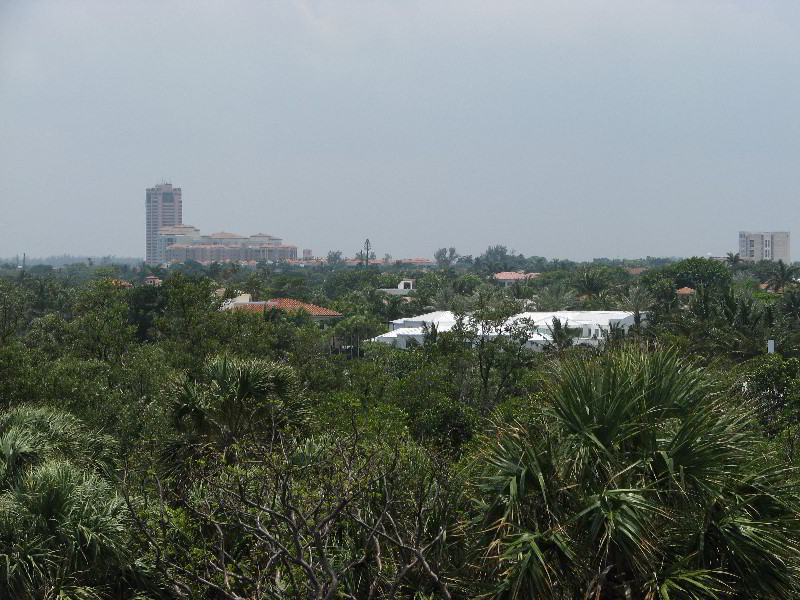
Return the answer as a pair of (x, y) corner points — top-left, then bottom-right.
(146, 183), (182, 264)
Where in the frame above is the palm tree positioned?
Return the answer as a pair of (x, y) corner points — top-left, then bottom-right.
(707, 289), (768, 359)
(0, 407), (149, 597)
(781, 286), (800, 321)
(473, 351), (800, 598)
(0, 405), (114, 483)
(574, 266), (609, 300)
(534, 283), (578, 311)
(726, 252), (742, 268)
(545, 317), (580, 354)
(169, 356), (306, 456)
(767, 260), (800, 292)
(617, 284), (653, 327)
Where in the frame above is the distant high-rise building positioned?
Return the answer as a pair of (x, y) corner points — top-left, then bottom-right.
(738, 231), (790, 262)
(146, 183), (182, 264)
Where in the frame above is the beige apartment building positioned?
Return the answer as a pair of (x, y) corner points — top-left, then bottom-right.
(165, 243), (297, 263)
(156, 225), (202, 264)
(738, 231), (790, 262)
(146, 183), (182, 264)
(158, 229), (297, 264)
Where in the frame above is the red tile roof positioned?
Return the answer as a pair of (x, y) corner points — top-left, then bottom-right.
(676, 286), (695, 295)
(267, 298), (342, 316)
(232, 298), (342, 317)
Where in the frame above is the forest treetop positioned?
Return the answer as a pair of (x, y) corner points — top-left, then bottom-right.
(2, 246), (800, 598)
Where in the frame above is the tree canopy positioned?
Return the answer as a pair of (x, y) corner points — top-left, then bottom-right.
(2, 252), (800, 598)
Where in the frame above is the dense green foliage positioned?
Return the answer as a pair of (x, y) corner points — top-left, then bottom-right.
(2, 251), (800, 598)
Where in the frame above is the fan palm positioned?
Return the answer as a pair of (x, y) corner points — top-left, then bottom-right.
(0, 408), (152, 597)
(166, 356), (307, 477)
(474, 350), (800, 599)
(0, 406), (115, 486)
(0, 461), (135, 598)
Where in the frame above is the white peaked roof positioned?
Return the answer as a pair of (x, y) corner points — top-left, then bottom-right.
(389, 311), (456, 327)
(375, 327), (426, 340)
(509, 311), (634, 326)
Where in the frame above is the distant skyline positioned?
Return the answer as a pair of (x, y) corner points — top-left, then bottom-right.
(1, 1), (799, 261)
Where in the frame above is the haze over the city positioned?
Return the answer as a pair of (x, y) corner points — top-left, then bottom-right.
(1, 0), (799, 261)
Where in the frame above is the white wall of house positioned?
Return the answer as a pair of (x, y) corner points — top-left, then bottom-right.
(377, 310), (640, 350)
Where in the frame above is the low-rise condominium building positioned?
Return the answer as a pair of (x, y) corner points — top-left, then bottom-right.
(156, 227), (297, 264)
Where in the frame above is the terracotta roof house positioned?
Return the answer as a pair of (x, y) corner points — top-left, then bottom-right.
(676, 287), (696, 296)
(222, 294), (342, 323)
(493, 272), (540, 287)
(263, 298), (342, 318)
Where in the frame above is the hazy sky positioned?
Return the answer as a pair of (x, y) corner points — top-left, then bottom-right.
(1, 1), (799, 261)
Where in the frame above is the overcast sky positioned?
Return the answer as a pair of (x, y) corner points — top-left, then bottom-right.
(1, 1), (799, 261)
